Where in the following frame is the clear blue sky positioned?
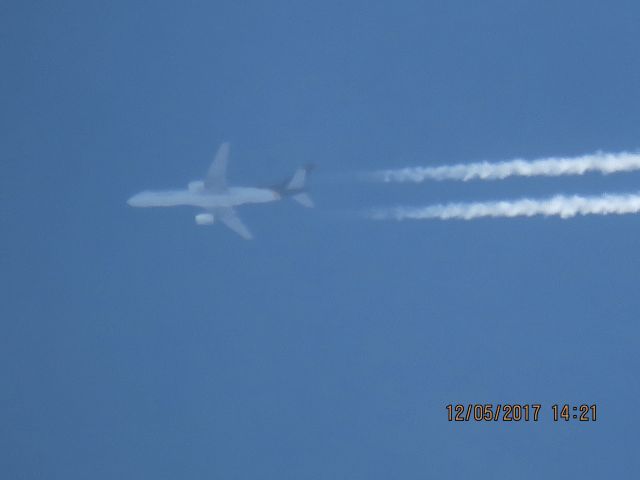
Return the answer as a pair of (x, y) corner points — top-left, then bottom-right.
(2, 1), (640, 478)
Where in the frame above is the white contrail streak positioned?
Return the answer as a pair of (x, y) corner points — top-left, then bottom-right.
(368, 192), (640, 221)
(369, 151), (640, 182)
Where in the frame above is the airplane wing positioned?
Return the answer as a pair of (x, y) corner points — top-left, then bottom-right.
(215, 207), (253, 240)
(204, 142), (230, 192)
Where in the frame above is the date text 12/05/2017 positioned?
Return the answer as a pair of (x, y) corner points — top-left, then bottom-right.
(446, 404), (597, 422)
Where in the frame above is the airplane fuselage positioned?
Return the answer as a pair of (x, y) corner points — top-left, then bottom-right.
(127, 186), (281, 209)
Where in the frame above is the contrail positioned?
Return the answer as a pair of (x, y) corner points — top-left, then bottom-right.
(368, 151), (640, 182)
(368, 192), (640, 221)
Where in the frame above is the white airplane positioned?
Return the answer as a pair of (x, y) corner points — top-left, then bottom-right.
(127, 142), (314, 239)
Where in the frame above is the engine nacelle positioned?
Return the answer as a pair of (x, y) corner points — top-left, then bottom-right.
(188, 180), (205, 193)
(195, 213), (215, 225)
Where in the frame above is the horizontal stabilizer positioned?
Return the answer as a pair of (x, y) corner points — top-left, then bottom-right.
(292, 193), (314, 208)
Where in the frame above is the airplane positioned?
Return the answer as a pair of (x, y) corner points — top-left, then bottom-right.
(127, 142), (314, 239)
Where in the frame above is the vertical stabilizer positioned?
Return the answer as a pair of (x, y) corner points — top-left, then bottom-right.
(286, 167), (308, 191)
(284, 165), (314, 207)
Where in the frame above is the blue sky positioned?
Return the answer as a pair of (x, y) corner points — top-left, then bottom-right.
(2, 1), (640, 478)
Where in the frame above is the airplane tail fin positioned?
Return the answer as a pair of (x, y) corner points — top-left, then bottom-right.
(286, 164), (313, 190)
(282, 165), (314, 208)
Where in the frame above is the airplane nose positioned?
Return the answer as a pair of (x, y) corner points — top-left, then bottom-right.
(127, 193), (143, 206)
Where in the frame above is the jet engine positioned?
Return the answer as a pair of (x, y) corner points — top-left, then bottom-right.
(188, 180), (205, 192)
(195, 213), (215, 225)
